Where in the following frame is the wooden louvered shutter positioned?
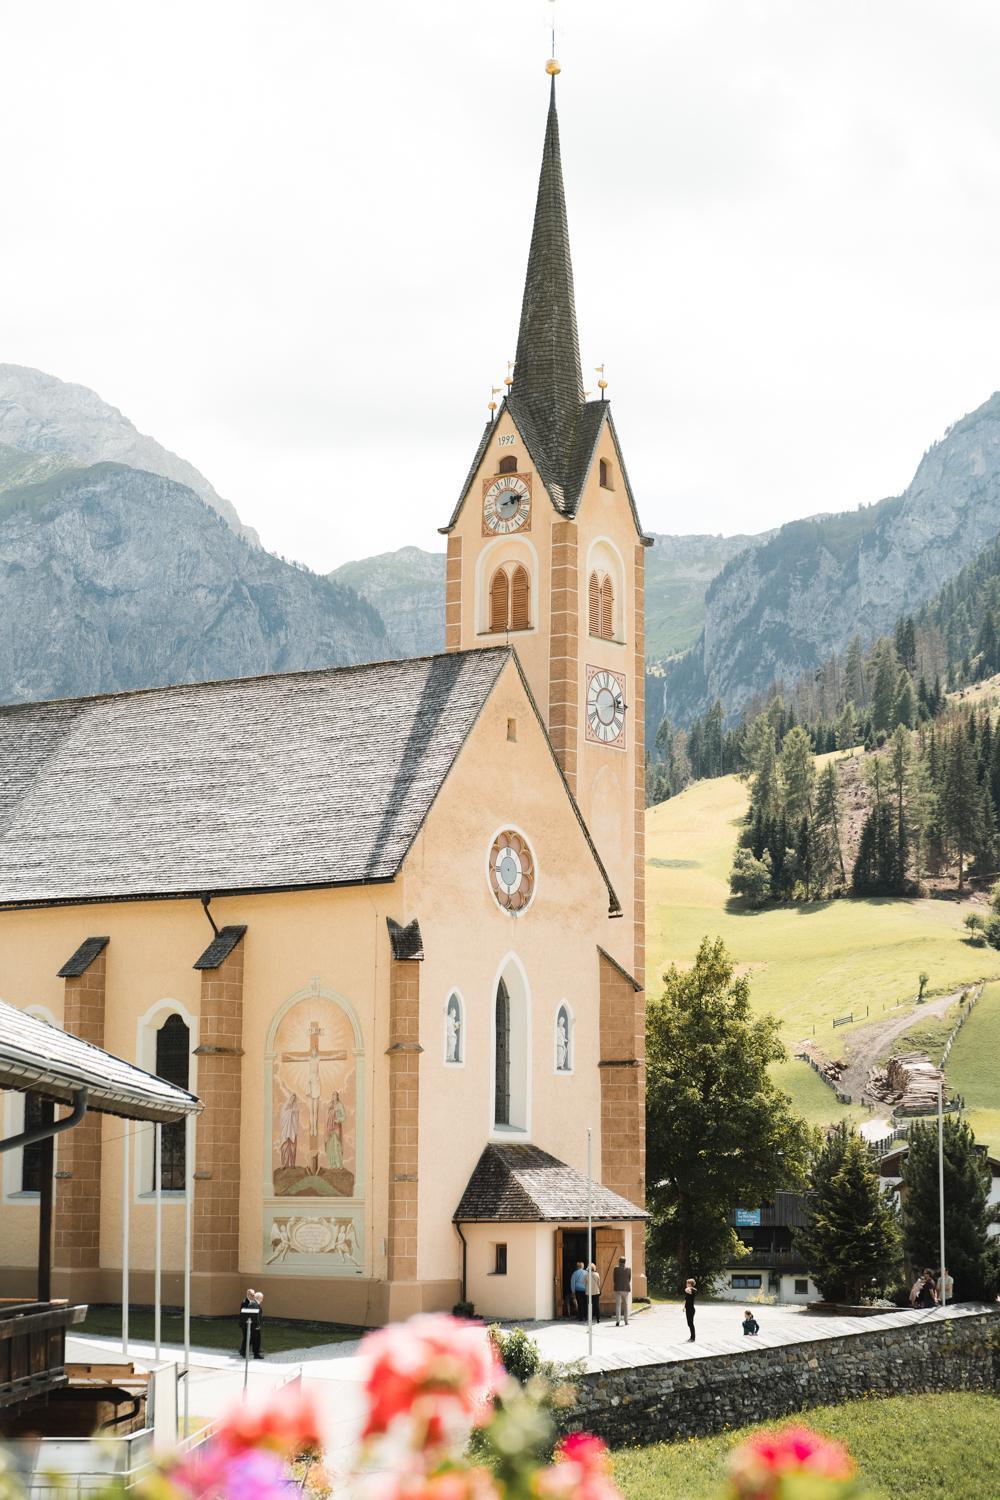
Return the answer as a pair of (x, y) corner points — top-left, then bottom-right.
(600, 575), (614, 640)
(588, 571), (600, 635)
(510, 565), (530, 630)
(490, 568), (509, 632)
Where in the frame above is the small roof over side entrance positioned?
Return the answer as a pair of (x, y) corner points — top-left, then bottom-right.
(0, 997), (201, 1122)
(454, 1143), (647, 1223)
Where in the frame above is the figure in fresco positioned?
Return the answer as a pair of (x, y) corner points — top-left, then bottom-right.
(325, 1090), (346, 1170)
(281, 1021), (347, 1171)
(446, 998), (461, 1063)
(278, 1081), (300, 1168)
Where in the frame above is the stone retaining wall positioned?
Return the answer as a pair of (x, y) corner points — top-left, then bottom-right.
(560, 1311), (1000, 1446)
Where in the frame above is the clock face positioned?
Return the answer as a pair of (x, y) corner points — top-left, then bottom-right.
(482, 474), (531, 535)
(585, 666), (627, 748)
(488, 829), (535, 913)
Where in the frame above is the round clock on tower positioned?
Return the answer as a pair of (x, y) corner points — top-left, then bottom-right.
(482, 474), (531, 535)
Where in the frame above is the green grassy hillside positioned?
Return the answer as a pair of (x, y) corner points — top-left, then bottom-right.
(645, 774), (1000, 1131)
(947, 980), (1000, 1152)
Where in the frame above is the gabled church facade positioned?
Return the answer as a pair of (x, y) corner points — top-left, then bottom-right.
(0, 72), (648, 1325)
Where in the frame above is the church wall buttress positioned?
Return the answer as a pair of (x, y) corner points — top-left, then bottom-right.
(633, 543), (646, 987)
(547, 521), (579, 791)
(445, 536), (462, 652)
(193, 938), (245, 1281)
(386, 957), (421, 1283)
(54, 950), (106, 1278)
(598, 951), (646, 1296)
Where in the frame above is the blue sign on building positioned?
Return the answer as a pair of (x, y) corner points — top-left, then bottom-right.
(735, 1207), (761, 1226)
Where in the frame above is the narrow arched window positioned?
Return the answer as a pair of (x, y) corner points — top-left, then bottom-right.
(20, 1092), (46, 1193)
(155, 1014), (189, 1190)
(498, 455), (518, 474)
(600, 575), (614, 640)
(588, 571), (600, 636)
(510, 565), (530, 631)
(599, 458), (613, 489)
(494, 979), (510, 1127)
(489, 568), (510, 633)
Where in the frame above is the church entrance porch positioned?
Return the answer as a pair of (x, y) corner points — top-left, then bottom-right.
(553, 1225), (626, 1320)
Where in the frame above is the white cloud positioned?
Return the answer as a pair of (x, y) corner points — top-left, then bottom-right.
(2, 0), (1000, 568)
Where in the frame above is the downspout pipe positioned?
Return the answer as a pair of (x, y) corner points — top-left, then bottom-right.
(454, 1222), (468, 1305)
(0, 1088), (89, 1153)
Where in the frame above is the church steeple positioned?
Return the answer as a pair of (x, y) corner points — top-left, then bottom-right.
(510, 76), (583, 475)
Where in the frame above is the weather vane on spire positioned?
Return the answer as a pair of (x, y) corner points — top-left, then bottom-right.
(546, 0), (561, 76)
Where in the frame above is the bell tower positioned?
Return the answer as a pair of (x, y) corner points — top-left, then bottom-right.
(440, 66), (651, 991)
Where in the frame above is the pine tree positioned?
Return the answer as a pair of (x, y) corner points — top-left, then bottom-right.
(889, 725), (911, 888)
(796, 1124), (900, 1303)
(894, 672), (916, 729)
(837, 701), (857, 752)
(845, 635), (867, 708)
(870, 638), (900, 734)
(940, 727), (981, 889)
(779, 725), (815, 824)
(901, 1118), (1000, 1300)
(747, 715), (780, 821)
(812, 761), (846, 890)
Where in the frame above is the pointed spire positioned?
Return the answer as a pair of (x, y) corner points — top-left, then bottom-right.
(511, 76), (583, 472)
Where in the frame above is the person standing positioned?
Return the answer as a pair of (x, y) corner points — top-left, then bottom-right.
(570, 1261), (588, 1321)
(613, 1256), (631, 1326)
(239, 1288), (263, 1359)
(684, 1278), (697, 1341)
(587, 1262), (601, 1324)
(909, 1269), (938, 1309)
(937, 1267), (954, 1304)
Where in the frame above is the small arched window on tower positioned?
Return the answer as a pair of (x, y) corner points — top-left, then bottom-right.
(489, 567), (510, 633)
(599, 457), (614, 490)
(588, 570), (615, 640)
(510, 566), (530, 631)
(498, 455), (518, 475)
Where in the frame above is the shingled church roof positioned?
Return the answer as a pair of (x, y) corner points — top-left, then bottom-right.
(0, 649), (514, 906)
(454, 1143), (648, 1223)
(441, 80), (649, 540)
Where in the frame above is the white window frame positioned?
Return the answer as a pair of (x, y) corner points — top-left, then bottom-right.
(134, 999), (198, 1201)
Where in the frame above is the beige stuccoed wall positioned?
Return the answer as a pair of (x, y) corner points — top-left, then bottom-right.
(464, 1223), (554, 1322)
(403, 656), (620, 1289)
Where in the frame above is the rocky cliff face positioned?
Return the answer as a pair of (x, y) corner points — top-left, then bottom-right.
(0, 462), (387, 703)
(644, 530), (774, 660)
(659, 392), (1000, 726)
(329, 546), (446, 658)
(0, 364), (257, 543)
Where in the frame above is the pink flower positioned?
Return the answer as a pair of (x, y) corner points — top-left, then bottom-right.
(728, 1426), (856, 1498)
(165, 1445), (291, 1500)
(359, 1316), (504, 1444)
(363, 1470), (502, 1500)
(535, 1432), (623, 1500)
(214, 1382), (323, 1457)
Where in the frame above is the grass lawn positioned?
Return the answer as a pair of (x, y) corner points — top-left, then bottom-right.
(76, 1306), (359, 1353)
(947, 979), (1000, 1153)
(646, 776), (1000, 1122)
(612, 1391), (1000, 1500)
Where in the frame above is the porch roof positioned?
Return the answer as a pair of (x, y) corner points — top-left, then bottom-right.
(454, 1143), (648, 1223)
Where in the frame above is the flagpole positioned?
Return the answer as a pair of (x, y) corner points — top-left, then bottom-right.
(937, 1078), (947, 1307)
(586, 1126), (593, 1360)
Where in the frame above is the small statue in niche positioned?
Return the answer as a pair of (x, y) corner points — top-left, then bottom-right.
(446, 997), (462, 1063)
(556, 1012), (570, 1071)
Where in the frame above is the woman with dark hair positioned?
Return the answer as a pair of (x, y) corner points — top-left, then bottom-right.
(684, 1278), (697, 1342)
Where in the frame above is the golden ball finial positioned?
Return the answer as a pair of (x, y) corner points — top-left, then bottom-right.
(546, 57), (561, 76)
(598, 378), (608, 391)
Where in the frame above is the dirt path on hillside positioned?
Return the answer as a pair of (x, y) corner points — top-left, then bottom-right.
(800, 990), (962, 1108)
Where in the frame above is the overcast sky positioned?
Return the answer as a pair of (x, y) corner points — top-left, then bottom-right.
(4, 1), (1000, 569)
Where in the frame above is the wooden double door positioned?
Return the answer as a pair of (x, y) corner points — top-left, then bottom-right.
(553, 1225), (625, 1318)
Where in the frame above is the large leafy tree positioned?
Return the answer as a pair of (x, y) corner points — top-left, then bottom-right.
(645, 937), (813, 1283)
(900, 1117), (1000, 1300)
(796, 1123), (900, 1303)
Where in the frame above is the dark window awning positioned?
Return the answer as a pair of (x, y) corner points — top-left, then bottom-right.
(0, 998), (201, 1123)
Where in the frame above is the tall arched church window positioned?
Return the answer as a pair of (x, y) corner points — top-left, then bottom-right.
(600, 575), (614, 640)
(494, 979), (510, 1126)
(489, 568), (510, 633)
(155, 1013), (190, 1190)
(588, 571), (600, 636)
(20, 1092), (46, 1193)
(445, 993), (463, 1066)
(510, 566), (530, 631)
(498, 455), (518, 474)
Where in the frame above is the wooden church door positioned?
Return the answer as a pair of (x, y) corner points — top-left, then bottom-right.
(595, 1225), (625, 1315)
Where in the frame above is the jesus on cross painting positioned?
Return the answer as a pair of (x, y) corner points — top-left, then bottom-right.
(272, 999), (356, 1198)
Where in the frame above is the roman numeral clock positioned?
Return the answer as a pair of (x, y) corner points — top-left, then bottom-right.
(482, 474), (532, 535)
(585, 665), (627, 748)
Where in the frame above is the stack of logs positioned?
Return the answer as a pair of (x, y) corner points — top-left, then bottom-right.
(867, 1052), (948, 1111)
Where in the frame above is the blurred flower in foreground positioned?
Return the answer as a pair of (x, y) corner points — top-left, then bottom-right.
(726, 1425), (862, 1499)
(360, 1315), (505, 1447)
(535, 1432), (621, 1500)
(363, 1468), (503, 1499)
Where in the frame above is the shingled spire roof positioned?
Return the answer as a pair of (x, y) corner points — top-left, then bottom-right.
(510, 76), (583, 482)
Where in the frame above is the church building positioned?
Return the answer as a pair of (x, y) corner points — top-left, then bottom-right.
(0, 68), (650, 1326)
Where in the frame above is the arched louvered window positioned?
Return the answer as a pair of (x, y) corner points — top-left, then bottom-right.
(600, 575), (614, 640)
(588, 571), (600, 636)
(510, 566), (530, 631)
(498, 455), (518, 474)
(489, 568), (510, 633)
(155, 1014), (190, 1191)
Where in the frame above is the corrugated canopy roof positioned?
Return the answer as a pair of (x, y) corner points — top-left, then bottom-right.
(0, 649), (512, 907)
(0, 998), (201, 1122)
